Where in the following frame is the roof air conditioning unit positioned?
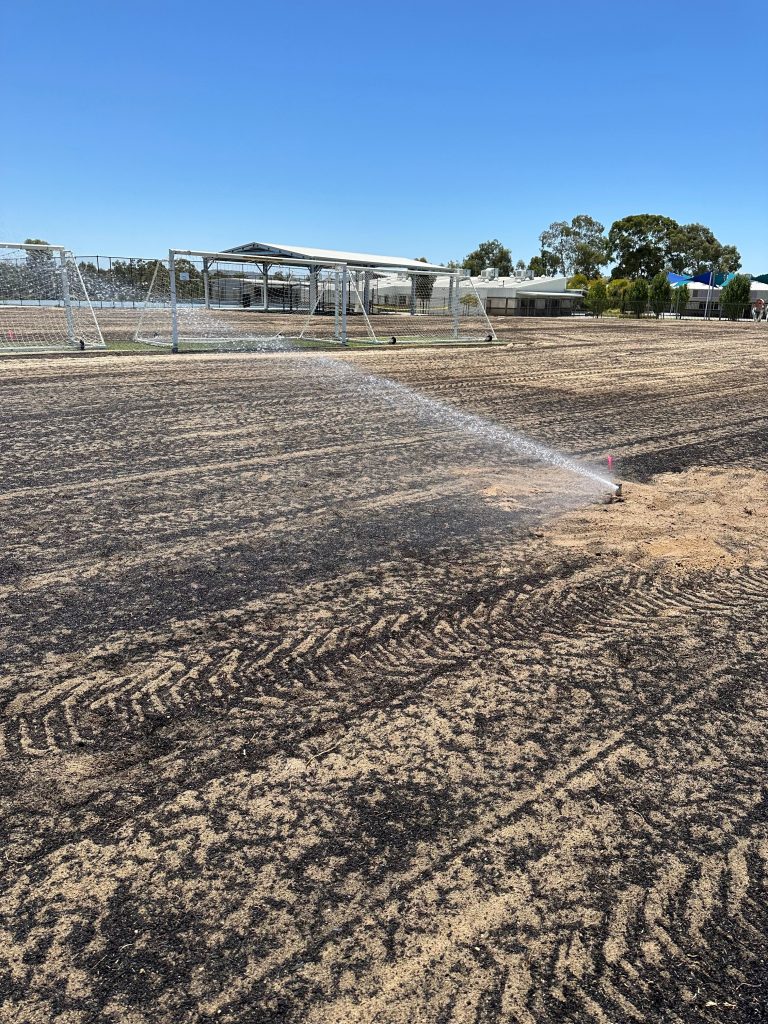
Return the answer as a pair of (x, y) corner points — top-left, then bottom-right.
(482, 267), (499, 280)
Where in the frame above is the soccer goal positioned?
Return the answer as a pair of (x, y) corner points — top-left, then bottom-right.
(0, 243), (105, 353)
(134, 249), (496, 351)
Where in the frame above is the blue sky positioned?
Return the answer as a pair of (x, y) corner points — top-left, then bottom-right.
(2, 1), (766, 270)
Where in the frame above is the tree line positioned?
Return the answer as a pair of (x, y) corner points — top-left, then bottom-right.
(456, 216), (752, 320)
(459, 214), (742, 282)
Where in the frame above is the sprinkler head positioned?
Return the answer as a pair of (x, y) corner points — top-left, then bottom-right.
(602, 481), (623, 505)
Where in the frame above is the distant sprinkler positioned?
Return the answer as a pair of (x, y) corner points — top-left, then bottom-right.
(389, 336), (397, 345)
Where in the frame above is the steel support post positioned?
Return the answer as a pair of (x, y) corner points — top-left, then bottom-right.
(452, 271), (460, 338)
(334, 270), (340, 339)
(203, 258), (210, 309)
(58, 249), (77, 346)
(341, 266), (348, 344)
(169, 250), (179, 353)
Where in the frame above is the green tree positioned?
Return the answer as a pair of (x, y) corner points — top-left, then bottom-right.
(567, 273), (589, 291)
(606, 278), (630, 309)
(515, 258), (526, 272)
(538, 215), (610, 277)
(668, 223), (742, 275)
(648, 273), (672, 318)
(412, 256), (436, 310)
(586, 279), (609, 317)
(459, 292), (479, 310)
(462, 239), (512, 277)
(528, 254), (557, 277)
(672, 284), (690, 318)
(608, 215), (679, 279)
(24, 237), (54, 269)
(626, 278), (651, 317)
(571, 215), (610, 277)
(719, 274), (752, 320)
(626, 278), (649, 317)
(537, 221), (571, 275)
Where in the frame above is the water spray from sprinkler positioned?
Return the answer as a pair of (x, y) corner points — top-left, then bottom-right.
(317, 355), (619, 496)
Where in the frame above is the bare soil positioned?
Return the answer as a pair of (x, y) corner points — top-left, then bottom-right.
(1, 317), (767, 1023)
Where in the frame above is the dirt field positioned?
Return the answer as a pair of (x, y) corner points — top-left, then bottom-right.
(1, 318), (767, 1023)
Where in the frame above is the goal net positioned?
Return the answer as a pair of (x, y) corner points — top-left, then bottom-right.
(134, 250), (496, 350)
(0, 244), (105, 353)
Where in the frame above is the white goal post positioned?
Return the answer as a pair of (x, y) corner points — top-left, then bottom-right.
(134, 248), (497, 352)
(0, 243), (105, 353)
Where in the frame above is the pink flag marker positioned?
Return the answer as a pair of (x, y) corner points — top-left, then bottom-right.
(607, 455), (613, 473)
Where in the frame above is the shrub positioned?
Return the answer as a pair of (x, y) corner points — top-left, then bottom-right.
(627, 278), (649, 318)
(606, 278), (630, 310)
(649, 273), (672, 318)
(586, 280), (609, 317)
(673, 284), (690, 317)
(567, 273), (589, 291)
(720, 274), (752, 320)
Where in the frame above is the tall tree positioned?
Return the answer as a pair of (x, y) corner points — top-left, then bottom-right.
(529, 252), (559, 277)
(462, 240), (512, 277)
(668, 223), (741, 275)
(537, 221), (571, 275)
(569, 215), (611, 277)
(538, 215), (610, 277)
(608, 214), (679, 279)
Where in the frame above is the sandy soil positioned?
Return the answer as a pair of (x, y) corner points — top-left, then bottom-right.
(1, 320), (767, 1023)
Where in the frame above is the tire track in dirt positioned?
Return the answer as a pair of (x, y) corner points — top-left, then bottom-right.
(2, 326), (767, 1023)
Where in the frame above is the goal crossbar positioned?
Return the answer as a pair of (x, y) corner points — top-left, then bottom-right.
(0, 242), (67, 252)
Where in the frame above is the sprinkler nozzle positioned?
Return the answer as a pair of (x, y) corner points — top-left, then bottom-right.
(614, 482), (622, 497)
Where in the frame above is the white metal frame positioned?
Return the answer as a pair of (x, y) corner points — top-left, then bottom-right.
(0, 242), (105, 350)
(163, 248), (496, 351)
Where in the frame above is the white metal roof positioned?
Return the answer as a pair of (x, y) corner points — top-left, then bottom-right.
(223, 241), (447, 272)
(372, 272), (578, 297)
